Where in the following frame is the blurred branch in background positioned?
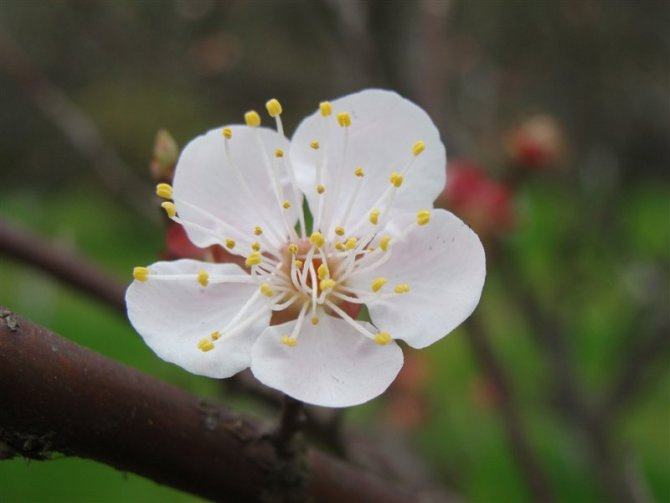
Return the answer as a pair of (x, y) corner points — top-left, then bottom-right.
(0, 307), (416, 503)
(465, 316), (555, 503)
(0, 218), (125, 313)
(0, 29), (156, 223)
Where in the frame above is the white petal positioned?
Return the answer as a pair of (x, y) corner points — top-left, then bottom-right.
(250, 314), (403, 407)
(289, 89), (446, 233)
(173, 126), (298, 250)
(349, 209), (485, 349)
(126, 259), (270, 378)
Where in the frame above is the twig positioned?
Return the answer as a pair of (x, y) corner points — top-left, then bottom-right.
(500, 250), (642, 502)
(0, 218), (125, 313)
(0, 29), (156, 223)
(0, 306), (415, 503)
(465, 316), (555, 503)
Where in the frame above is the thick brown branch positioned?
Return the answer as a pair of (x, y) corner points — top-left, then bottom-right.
(0, 307), (413, 503)
(0, 218), (126, 314)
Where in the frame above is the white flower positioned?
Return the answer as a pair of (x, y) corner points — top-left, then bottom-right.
(126, 89), (486, 407)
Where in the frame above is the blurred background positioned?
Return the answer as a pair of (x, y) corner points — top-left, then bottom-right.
(0, 0), (668, 501)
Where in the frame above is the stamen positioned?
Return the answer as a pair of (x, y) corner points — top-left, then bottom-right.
(394, 283), (410, 294)
(417, 210), (431, 226)
(245, 251), (262, 267)
(282, 200), (291, 209)
(281, 335), (298, 347)
(197, 271), (209, 287)
(254, 226), (263, 236)
(161, 201), (176, 218)
(156, 183), (173, 199)
(354, 166), (365, 177)
(317, 264), (329, 280)
(310, 232), (325, 248)
(412, 140), (426, 156)
(260, 283), (274, 297)
(244, 110), (261, 127)
(371, 277), (387, 292)
(310, 140), (320, 150)
(337, 112), (351, 127)
(319, 278), (336, 291)
(211, 331), (221, 340)
(197, 338), (215, 352)
(251, 242), (261, 251)
(311, 316), (319, 325)
(379, 235), (391, 251)
(335, 226), (345, 236)
(275, 149), (284, 158)
(374, 331), (393, 346)
(287, 243), (299, 255)
(225, 238), (236, 250)
(222, 127), (232, 139)
(316, 184), (326, 194)
(389, 172), (404, 188)
(319, 101), (332, 117)
(369, 209), (380, 225)
(342, 238), (357, 252)
(265, 98), (282, 117)
(133, 267), (149, 282)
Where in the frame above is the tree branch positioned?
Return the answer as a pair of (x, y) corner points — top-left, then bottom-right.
(0, 306), (414, 503)
(465, 317), (555, 503)
(0, 218), (125, 314)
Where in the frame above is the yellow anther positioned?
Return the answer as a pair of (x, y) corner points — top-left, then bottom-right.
(394, 283), (410, 294)
(374, 331), (392, 346)
(316, 184), (326, 194)
(337, 112), (351, 127)
(197, 270), (209, 287)
(345, 237), (358, 250)
(287, 243), (299, 255)
(211, 331), (221, 341)
(335, 226), (345, 236)
(389, 172), (404, 188)
(335, 242), (345, 251)
(222, 127), (232, 139)
(369, 209), (380, 225)
(275, 149), (284, 158)
(251, 242), (261, 252)
(156, 183), (173, 199)
(311, 316), (320, 325)
(281, 335), (298, 347)
(245, 251), (262, 267)
(133, 266), (149, 282)
(260, 283), (274, 297)
(254, 226), (263, 236)
(244, 110), (261, 127)
(310, 232), (325, 248)
(371, 277), (388, 292)
(282, 200), (291, 209)
(225, 239), (236, 250)
(320, 278), (336, 291)
(294, 259), (303, 269)
(197, 338), (215, 352)
(416, 210), (431, 226)
(317, 264), (329, 280)
(310, 140), (320, 150)
(319, 101), (332, 117)
(161, 201), (176, 218)
(412, 140), (426, 156)
(379, 235), (391, 251)
(354, 166), (365, 177)
(265, 98), (282, 117)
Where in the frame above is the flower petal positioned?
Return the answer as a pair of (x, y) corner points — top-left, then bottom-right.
(349, 209), (486, 349)
(173, 126), (297, 251)
(250, 314), (403, 407)
(126, 259), (270, 378)
(290, 89), (446, 233)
